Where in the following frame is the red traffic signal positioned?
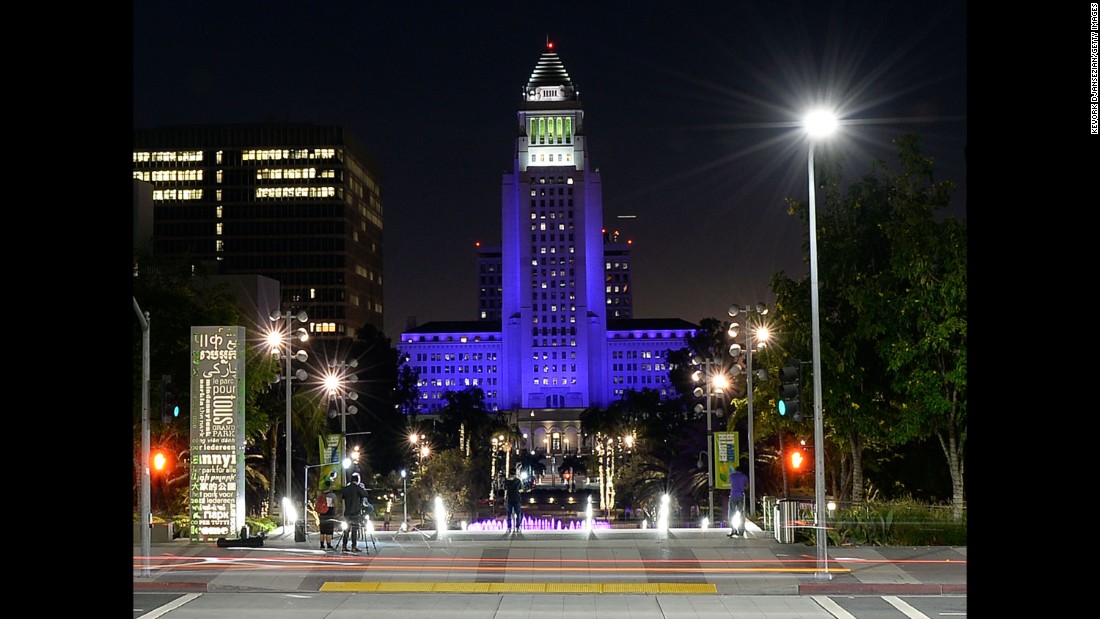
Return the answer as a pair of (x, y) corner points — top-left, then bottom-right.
(152, 450), (170, 472)
(789, 449), (804, 471)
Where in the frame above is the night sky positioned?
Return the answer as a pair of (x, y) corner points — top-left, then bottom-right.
(133, 1), (968, 343)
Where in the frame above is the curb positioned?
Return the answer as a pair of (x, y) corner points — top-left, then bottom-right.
(134, 581), (207, 592)
(799, 583), (966, 595)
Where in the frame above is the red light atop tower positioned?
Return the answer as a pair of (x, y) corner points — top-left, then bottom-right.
(547, 40), (554, 51)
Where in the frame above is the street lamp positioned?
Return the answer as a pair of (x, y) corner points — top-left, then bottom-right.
(692, 356), (727, 524)
(324, 357), (359, 482)
(694, 450), (711, 527)
(268, 309), (310, 531)
(805, 108), (837, 577)
(400, 469), (408, 529)
(409, 432), (430, 473)
(727, 303), (771, 516)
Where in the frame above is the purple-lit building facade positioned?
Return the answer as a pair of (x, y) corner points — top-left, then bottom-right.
(398, 45), (698, 454)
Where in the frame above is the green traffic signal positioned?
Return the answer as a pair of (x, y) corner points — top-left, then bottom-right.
(778, 362), (802, 421)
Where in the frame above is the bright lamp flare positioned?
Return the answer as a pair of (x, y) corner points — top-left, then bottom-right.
(434, 495), (447, 536)
(265, 330), (283, 351)
(282, 496), (297, 526)
(804, 110), (837, 137)
(657, 493), (671, 532)
(322, 372), (341, 393)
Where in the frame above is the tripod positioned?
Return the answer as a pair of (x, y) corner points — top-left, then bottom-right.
(340, 514), (378, 553)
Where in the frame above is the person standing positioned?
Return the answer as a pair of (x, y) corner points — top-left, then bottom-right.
(316, 488), (337, 550)
(504, 471), (523, 532)
(726, 464), (750, 537)
(340, 472), (370, 552)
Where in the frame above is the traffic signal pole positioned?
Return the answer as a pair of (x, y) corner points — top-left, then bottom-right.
(133, 297), (151, 577)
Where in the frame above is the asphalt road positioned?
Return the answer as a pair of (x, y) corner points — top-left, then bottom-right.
(134, 525), (966, 618)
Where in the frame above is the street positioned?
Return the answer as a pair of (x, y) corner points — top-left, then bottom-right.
(134, 526), (965, 618)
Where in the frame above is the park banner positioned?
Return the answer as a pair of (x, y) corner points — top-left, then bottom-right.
(714, 431), (740, 490)
(189, 326), (246, 540)
(316, 434), (343, 491)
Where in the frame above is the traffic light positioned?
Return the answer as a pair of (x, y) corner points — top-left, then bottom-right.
(788, 448), (804, 471)
(778, 361), (803, 421)
(152, 449), (171, 473)
(161, 375), (173, 424)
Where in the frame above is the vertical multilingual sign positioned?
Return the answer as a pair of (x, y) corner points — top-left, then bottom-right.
(189, 326), (246, 540)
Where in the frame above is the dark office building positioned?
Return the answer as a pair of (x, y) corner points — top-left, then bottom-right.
(133, 123), (384, 339)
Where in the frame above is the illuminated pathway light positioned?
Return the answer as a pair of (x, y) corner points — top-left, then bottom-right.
(657, 494), (670, 532)
(282, 497), (298, 526)
(434, 495), (447, 537)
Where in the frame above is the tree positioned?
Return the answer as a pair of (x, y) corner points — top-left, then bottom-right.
(436, 387), (494, 456)
(857, 135), (966, 519)
(132, 252), (245, 515)
(133, 249), (340, 520)
(407, 447), (488, 523)
(580, 402), (630, 513)
(346, 324), (416, 479)
(772, 133), (965, 517)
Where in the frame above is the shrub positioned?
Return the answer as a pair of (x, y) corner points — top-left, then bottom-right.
(809, 498), (965, 547)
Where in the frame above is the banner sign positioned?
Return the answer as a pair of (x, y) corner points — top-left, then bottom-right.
(316, 434), (342, 492)
(714, 431), (740, 490)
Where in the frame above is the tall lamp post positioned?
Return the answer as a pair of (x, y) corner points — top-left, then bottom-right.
(727, 303), (771, 516)
(400, 469), (408, 529)
(268, 309), (310, 531)
(805, 109), (837, 578)
(133, 297), (152, 576)
(691, 356), (727, 524)
(324, 357), (359, 483)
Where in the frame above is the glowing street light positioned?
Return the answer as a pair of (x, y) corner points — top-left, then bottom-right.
(804, 108), (837, 577)
(409, 432), (430, 473)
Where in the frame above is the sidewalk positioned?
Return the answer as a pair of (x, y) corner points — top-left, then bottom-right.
(134, 521), (966, 596)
